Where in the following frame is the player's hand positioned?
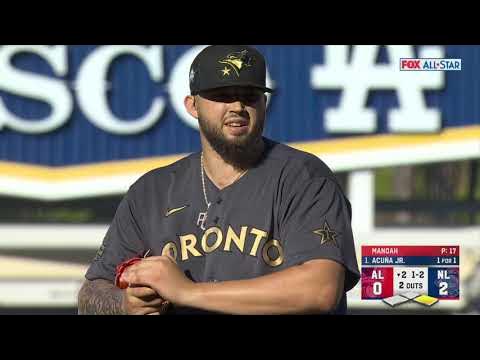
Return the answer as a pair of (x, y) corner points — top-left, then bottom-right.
(121, 256), (194, 306)
(122, 285), (170, 315)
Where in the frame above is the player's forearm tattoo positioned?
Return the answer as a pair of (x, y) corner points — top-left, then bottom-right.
(77, 279), (126, 315)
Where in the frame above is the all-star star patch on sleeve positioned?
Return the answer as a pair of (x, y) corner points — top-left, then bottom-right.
(85, 188), (147, 282)
(279, 177), (360, 292)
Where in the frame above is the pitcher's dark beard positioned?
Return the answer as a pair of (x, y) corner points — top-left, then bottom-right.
(198, 116), (265, 170)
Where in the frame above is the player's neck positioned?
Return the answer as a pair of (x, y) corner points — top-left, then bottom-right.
(201, 142), (251, 190)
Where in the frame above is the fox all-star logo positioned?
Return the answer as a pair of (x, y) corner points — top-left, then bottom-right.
(218, 49), (254, 77)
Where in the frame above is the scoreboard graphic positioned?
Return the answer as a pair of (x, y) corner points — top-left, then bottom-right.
(361, 246), (459, 307)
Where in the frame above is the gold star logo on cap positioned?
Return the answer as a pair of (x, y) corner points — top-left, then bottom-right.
(221, 66), (231, 76)
(313, 221), (339, 247)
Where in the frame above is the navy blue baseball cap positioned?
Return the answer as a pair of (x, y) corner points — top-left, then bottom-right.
(189, 45), (273, 95)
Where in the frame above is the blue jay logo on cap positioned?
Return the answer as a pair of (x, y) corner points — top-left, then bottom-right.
(218, 50), (254, 77)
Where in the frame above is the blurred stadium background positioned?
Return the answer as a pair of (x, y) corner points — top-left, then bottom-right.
(0, 45), (478, 315)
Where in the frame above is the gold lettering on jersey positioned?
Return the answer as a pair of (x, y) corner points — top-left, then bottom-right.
(262, 239), (284, 267)
(161, 242), (178, 261)
(202, 227), (223, 253)
(249, 228), (268, 256)
(164, 226), (284, 267)
(179, 234), (202, 261)
(224, 225), (248, 252)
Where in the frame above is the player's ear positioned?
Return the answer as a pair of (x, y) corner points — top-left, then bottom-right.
(184, 95), (198, 119)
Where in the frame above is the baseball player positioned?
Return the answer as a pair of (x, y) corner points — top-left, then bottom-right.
(77, 45), (360, 315)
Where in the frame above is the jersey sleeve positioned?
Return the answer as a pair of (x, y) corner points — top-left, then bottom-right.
(85, 189), (147, 282)
(279, 177), (360, 291)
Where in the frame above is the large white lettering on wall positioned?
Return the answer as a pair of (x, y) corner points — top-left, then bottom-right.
(0, 45), (445, 135)
(311, 45), (445, 133)
(0, 45), (273, 134)
(168, 45), (208, 130)
(76, 45), (165, 135)
(0, 45), (73, 133)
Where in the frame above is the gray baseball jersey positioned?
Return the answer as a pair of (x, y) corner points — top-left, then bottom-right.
(86, 138), (360, 314)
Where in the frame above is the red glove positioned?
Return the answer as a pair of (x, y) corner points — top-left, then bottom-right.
(115, 257), (142, 289)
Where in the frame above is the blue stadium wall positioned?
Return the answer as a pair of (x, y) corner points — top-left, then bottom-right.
(0, 45), (478, 167)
